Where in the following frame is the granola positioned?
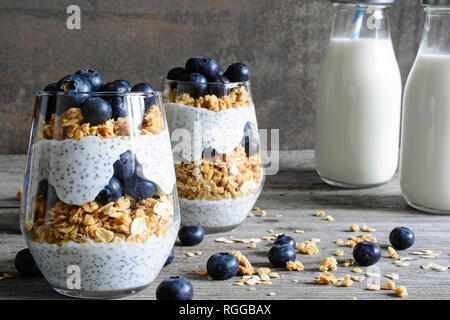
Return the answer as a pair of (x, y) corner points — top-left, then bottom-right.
(394, 286), (408, 298)
(319, 257), (338, 272)
(166, 86), (251, 111)
(286, 261), (304, 272)
(317, 272), (337, 285)
(232, 251), (254, 276)
(27, 193), (173, 246)
(297, 240), (319, 255)
(43, 105), (163, 140)
(175, 146), (263, 200)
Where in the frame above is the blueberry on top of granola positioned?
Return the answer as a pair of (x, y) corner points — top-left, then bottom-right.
(81, 97), (113, 126)
(76, 69), (104, 91)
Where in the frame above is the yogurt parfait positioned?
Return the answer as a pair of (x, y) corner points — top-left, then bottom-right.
(21, 70), (179, 298)
(162, 57), (264, 233)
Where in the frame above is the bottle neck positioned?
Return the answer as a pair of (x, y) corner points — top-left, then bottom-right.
(419, 6), (450, 55)
(331, 3), (392, 40)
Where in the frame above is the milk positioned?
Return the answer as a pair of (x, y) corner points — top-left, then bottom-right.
(400, 53), (450, 213)
(315, 38), (402, 187)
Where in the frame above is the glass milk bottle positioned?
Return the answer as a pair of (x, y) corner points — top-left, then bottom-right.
(400, 0), (450, 214)
(315, 0), (402, 188)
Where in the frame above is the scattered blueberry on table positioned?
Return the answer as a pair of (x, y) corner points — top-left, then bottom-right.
(389, 227), (415, 250)
(353, 241), (382, 266)
(156, 276), (194, 300)
(14, 249), (41, 277)
(268, 244), (296, 267)
(206, 253), (239, 280)
(274, 234), (296, 248)
(178, 225), (205, 246)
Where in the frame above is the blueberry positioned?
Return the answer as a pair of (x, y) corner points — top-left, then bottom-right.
(39, 83), (61, 120)
(389, 227), (415, 250)
(46, 184), (59, 209)
(43, 83), (59, 91)
(14, 248), (41, 277)
(178, 73), (207, 98)
(167, 67), (186, 81)
(353, 241), (382, 266)
(38, 179), (49, 196)
(101, 80), (131, 93)
(243, 122), (259, 156)
(217, 68), (225, 76)
(208, 75), (230, 97)
(108, 96), (127, 119)
(95, 177), (123, 205)
(156, 276), (193, 300)
(76, 69), (104, 91)
(206, 253), (239, 280)
(185, 56), (219, 79)
(56, 74), (92, 109)
(81, 97), (113, 125)
(123, 175), (157, 201)
(274, 234), (296, 248)
(113, 150), (136, 182)
(164, 249), (174, 267)
(193, 57), (219, 80)
(178, 225), (205, 246)
(268, 244), (296, 267)
(225, 63), (251, 82)
(131, 83), (156, 111)
(114, 79), (132, 91)
(57, 74), (92, 93)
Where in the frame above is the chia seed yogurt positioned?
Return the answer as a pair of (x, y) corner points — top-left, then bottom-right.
(164, 99), (264, 233)
(25, 221), (179, 293)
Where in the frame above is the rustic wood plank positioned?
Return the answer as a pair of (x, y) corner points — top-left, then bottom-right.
(0, 151), (449, 300)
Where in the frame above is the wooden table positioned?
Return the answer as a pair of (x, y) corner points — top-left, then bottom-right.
(0, 152), (449, 300)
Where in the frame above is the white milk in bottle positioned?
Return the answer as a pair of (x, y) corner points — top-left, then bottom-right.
(315, 0), (402, 188)
(400, 0), (450, 214)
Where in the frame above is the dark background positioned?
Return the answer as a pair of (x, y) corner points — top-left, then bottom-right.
(0, 0), (423, 154)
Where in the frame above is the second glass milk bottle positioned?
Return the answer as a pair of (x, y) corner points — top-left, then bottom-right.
(400, 0), (450, 214)
(315, 0), (402, 188)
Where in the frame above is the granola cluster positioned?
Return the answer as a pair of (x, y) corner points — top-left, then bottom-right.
(43, 105), (163, 140)
(166, 86), (251, 111)
(175, 146), (263, 200)
(26, 194), (173, 246)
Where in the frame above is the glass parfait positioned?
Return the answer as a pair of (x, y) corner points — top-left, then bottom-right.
(315, 0), (402, 188)
(21, 90), (179, 298)
(400, 0), (450, 214)
(161, 79), (264, 233)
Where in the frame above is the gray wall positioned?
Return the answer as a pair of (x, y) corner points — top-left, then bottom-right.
(0, 0), (423, 154)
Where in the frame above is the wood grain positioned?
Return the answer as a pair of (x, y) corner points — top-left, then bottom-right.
(0, 152), (449, 300)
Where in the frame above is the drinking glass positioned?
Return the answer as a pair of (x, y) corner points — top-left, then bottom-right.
(21, 90), (179, 298)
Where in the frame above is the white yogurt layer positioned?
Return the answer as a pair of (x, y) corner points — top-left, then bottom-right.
(179, 191), (261, 231)
(165, 103), (258, 162)
(25, 129), (175, 207)
(25, 221), (178, 292)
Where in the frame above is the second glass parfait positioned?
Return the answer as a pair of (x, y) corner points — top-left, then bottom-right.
(21, 89), (179, 298)
(162, 78), (264, 233)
